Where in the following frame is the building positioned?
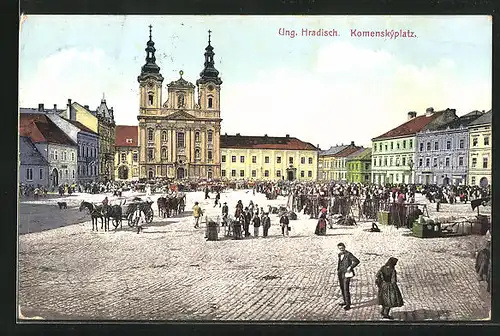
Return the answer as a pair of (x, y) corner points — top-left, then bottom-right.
(136, 27), (222, 180)
(318, 143), (360, 181)
(19, 112), (78, 188)
(346, 147), (372, 183)
(220, 133), (318, 181)
(371, 108), (458, 185)
(45, 111), (100, 184)
(318, 145), (349, 181)
(19, 136), (49, 187)
(115, 125), (140, 181)
(468, 110), (492, 187)
(59, 97), (116, 182)
(414, 110), (484, 186)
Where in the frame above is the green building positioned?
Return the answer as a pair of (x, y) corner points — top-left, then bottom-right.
(346, 148), (372, 183)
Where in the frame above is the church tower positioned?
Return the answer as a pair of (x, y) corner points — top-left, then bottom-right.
(138, 25), (164, 111)
(196, 30), (222, 115)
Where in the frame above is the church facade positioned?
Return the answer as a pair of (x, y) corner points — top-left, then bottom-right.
(137, 26), (222, 180)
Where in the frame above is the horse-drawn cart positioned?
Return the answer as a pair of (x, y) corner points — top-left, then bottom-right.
(120, 198), (154, 227)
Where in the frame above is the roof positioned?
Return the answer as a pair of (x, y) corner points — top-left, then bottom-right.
(19, 136), (48, 166)
(434, 110), (485, 131)
(19, 113), (77, 146)
(372, 110), (446, 140)
(167, 76), (195, 88)
(64, 118), (99, 135)
(347, 147), (372, 160)
(115, 125), (139, 147)
(220, 134), (317, 151)
(468, 110), (492, 127)
(319, 145), (349, 156)
(20, 107), (67, 114)
(335, 146), (364, 158)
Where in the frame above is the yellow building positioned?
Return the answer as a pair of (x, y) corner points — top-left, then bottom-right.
(318, 143), (360, 181)
(114, 125), (140, 181)
(220, 134), (318, 181)
(136, 27), (222, 180)
(468, 110), (492, 186)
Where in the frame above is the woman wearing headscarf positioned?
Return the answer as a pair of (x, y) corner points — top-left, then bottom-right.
(375, 257), (404, 319)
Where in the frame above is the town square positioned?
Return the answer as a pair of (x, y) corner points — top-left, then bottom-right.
(18, 16), (491, 321)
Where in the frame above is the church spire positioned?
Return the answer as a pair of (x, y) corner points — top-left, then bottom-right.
(197, 29), (222, 86)
(138, 24), (164, 82)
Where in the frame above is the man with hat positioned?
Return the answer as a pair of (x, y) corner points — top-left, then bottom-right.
(221, 202), (229, 226)
(262, 212), (271, 237)
(192, 201), (203, 229)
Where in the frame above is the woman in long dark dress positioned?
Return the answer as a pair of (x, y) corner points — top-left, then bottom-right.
(314, 212), (327, 235)
(375, 257), (404, 319)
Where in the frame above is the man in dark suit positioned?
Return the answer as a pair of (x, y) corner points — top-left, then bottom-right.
(337, 242), (360, 310)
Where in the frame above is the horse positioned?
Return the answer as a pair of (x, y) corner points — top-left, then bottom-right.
(105, 204), (123, 229)
(79, 201), (109, 231)
(157, 197), (169, 218)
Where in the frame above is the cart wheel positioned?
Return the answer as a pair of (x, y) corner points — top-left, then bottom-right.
(112, 218), (120, 229)
(146, 209), (154, 223)
(128, 213), (136, 227)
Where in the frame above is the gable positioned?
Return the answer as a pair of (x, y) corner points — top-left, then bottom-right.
(166, 110), (197, 120)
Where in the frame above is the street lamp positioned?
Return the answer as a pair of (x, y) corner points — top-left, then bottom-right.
(408, 158), (414, 184)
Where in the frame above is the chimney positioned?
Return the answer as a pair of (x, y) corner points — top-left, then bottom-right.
(67, 98), (72, 106)
(425, 107), (434, 116)
(407, 111), (417, 120)
(286, 134), (289, 138)
(236, 133), (241, 136)
(264, 134), (268, 137)
(38, 103), (44, 112)
(351, 141), (355, 146)
(53, 104), (57, 111)
(84, 105), (89, 110)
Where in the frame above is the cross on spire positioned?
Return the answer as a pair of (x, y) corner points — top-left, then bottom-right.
(208, 29), (212, 44)
(149, 25), (153, 39)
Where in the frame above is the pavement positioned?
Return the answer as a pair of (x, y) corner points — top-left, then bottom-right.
(17, 190), (491, 321)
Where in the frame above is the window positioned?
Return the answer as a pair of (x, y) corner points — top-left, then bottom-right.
(240, 156), (245, 163)
(148, 128), (154, 141)
(308, 157), (313, 164)
(459, 157), (464, 166)
(148, 148), (154, 161)
(445, 158), (450, 167)
(276, 156), (281, 164)
(94, 166), (97, 176)
(446, 140), (451, 150)
(54, 150), (58, 160)
(433, 158), (438, 167)
(231, 170), (236, 177)
(301, 171), (305, 178)
(264, 170), (269, 177)
(426, 142), (431, 151)
(390, 142), (393, 150)
(133, 168), (138, 176)
(472, 137), (478, 147)
(79, 146), (83, 157)
(426, 158), (430, 167)
(231, 156), (236, 163)
(365, 163), (369, 170)
(389, 158), (393, 166)
(276, 170), (281, 177)
(403, 140), (406, 149)
(72, 170), (75, 178)
(221, 170), (226, 177)
(265, 156), (269, 164)
(472, 157), (477, 168)
(419, 143), (424, 152)
(252, 170), (256, 177)
(459, 139), (464, 149)
(396, 143), (400, 150)
(484, 136), (490, 146)
(208, 97), (213, 108)
(434, 142), (439, 150)
(177, 132), (185, 148)
(384, 158), (387, 166)
(379, 143), (382, 151)
(177, 93), (185, 108)
(419, 158), (423, 167)
(26, 168), (33, 181)
(208, 151), (213, 161)
(409, 139), (413, 148)
(222, 155), (226, 163)
(252, 156), (257, 163)
(308, 171), (312, 177)
(86, 147), (89, 157)
(208, 130), (213, 143)
(121, 153), (126, 161)
(39, 168), (43, 180)
(240, 170), (245, 177)
(483, 157), (488, 169)
(148, 93), (154, 106)
(161, 131), (167, 142)
(65, 169), (68, 178)
(133, 153), (138, 162)
(385, 144), (388, 151)
(471, 176), (476, 185)
(195, 149), (201, 159)
(161, 147), (168, 159)
(195, 132), (200, 142)
(71, 152), (75, 161)
(289, 157), (294, 164)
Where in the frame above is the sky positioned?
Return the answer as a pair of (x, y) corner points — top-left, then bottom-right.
(19, 15), (492, 149)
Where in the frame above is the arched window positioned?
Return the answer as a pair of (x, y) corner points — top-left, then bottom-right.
(207, 130), (213, 143)
(161, 130), (167, 142)
(177, 94), (185, 108)
(148, 92), (154, 106)
(148, 128), (154, 141)
(177, 132), (185, 148)
(161, 147), (168, 159)
(208, 97), (213, 108)
(195, 131), (200, 142)
(195, 148), (201, 159)
(207, 150), (213, 161)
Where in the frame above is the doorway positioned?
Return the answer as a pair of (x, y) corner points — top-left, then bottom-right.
(287, 170), (294, 181)
(177, 167), (185, 179)
(51, 168), (58, 187)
